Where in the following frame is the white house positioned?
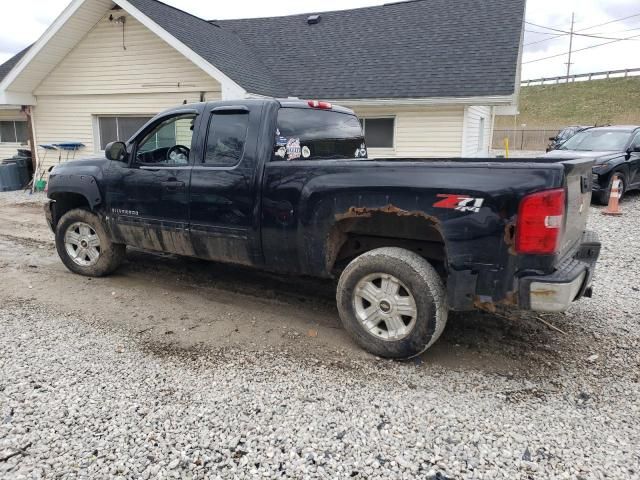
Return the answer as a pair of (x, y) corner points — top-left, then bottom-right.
(0, 0), (525, 173)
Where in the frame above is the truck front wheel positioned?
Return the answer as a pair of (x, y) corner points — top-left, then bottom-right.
(336, 247), (448, 359)
(55, 208), (126, 277)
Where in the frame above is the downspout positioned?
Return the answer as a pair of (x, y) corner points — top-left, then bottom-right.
(20, 105), (39, 190)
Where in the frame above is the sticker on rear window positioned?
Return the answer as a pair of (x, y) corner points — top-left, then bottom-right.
(286, 138), (301, 160)
(433, 194), (484, 213)
(275, 146), (286, 158)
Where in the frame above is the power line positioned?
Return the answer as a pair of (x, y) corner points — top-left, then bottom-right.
(525, 28), (566, 35)
(525, 21), (568, 34)
(523, 33), (640, 64)
(527, 12), (640, 34)
(576, 12), (640, 32)
(524, 33), (567, 47)
(525, 21), (640, 41)
(588, 25), (640, 35)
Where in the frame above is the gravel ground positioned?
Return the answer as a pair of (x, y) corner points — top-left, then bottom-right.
(1, 193), (639, 479)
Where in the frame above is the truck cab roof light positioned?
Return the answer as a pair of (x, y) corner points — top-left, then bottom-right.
(308, 100), (332, 110)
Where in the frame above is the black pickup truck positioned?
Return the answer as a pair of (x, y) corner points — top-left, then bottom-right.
(45, 99), (601, 358)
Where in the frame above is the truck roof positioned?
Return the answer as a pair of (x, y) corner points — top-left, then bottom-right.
(159, 98), (355, 117)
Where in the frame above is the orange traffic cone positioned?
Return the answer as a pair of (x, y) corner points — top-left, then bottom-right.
(602, 175), (622, 216)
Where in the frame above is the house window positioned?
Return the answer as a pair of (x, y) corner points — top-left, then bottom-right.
(97, 116), (151, 150)
(0, 121), (28, 143)
(361, 118), (394, 149)
(478, 117), (486, 152)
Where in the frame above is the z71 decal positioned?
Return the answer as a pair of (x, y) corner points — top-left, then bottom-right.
(433, 194), (484, 213)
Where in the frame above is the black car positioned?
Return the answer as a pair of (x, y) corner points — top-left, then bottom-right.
(542, 126), (640, 205)
(546, 125), (592, 152)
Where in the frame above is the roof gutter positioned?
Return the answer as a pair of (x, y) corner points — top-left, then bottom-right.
(0, 91), (36, 105)
(324, 95), (516, 107)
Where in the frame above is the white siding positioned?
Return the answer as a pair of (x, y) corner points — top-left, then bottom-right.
(0, 110), (28, 160)
(3, 0), (113, 93)
(31, 12), (222, 169)
(351, 105), (465, 158)
(462, 106), (492, 157)
(34, 91), (220, 169)
(35, 14), (220, 96)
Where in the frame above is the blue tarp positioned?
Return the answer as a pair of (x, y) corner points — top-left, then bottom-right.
(39, 142), (85, 151)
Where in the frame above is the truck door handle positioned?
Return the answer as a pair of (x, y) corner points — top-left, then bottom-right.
(161, 180), (185, 191)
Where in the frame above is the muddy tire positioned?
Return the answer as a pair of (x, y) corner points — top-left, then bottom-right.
(594, 171), (626, 205)
(336, 247), (448, 359)
(55, 208), (125, 277)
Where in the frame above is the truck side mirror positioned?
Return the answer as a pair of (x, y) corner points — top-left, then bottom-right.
(105, 141), (128, 162)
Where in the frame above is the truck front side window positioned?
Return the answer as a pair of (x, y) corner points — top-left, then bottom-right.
(135, 115), (195, 166)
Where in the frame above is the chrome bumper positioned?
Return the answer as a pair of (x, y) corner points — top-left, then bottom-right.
(529, 271), (587, 312)
(518, 231), (600, 312)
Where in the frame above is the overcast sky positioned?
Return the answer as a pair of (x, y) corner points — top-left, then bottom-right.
(0, 0), (638, 81)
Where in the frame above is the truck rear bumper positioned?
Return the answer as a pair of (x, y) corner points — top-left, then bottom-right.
(518, 230), (600, 312)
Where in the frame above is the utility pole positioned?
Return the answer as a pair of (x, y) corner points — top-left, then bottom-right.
(565, 12), (575, 81)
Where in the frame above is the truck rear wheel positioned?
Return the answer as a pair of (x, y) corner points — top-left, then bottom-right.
(336, 247), (448, 359)
(55, 208), (125, 277)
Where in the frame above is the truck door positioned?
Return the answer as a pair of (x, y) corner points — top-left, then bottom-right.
(188, 104), (263, 264)
(105, 112), (198, 255)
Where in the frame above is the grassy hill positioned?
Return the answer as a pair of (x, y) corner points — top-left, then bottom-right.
(495, 77), (640, 129)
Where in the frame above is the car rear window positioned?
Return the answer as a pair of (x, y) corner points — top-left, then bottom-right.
(274, 108), (366, 161)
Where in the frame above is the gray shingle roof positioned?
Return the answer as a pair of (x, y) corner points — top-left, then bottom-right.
(0, 45), (30, 84)
(127, 0), (286, 97)
(1, 0), (525, 100)
(216, 0), (525, 99)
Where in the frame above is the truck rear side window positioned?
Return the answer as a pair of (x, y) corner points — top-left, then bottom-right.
(274, 108), (365, 161)
(204, 112), (250, 167)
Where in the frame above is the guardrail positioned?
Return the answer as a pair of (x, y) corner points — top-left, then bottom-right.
(522, 67), (640, 86)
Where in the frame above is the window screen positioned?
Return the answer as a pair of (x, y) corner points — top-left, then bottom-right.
(0, 122), (16, 143)
(478, 117), (485, 152)
(362, 118), (394, 149)
(275, 108), (364, 160)
(98, 116), (151, 149)
(14, 122), (28, 143)
(117, 117), (149, 143)
(204, 113), (249, 167)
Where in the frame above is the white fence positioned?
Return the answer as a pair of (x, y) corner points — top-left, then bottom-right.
(522, 67), (640, 86)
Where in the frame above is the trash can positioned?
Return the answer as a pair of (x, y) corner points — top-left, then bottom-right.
(0, 163), (22, 192)
(2, 157), (30, 187)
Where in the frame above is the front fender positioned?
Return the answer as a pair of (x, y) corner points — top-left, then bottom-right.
(47, 173), (102, 209)
(594, 156), (627, 176)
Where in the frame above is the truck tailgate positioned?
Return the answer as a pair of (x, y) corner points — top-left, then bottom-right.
(559, 159), (594, 256)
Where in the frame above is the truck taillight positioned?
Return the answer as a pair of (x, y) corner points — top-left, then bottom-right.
(308, 100), (332, 109)
(515, 188), (565, 255)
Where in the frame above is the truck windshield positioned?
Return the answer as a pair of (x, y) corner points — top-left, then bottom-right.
(560, 129), (631, 151)
(274, 108), (365, 161)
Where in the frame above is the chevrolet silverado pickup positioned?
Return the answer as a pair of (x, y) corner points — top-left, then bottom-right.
(44, 99), (601, 358)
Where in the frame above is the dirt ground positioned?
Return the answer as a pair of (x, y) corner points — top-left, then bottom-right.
(0, 195), (613, 376)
